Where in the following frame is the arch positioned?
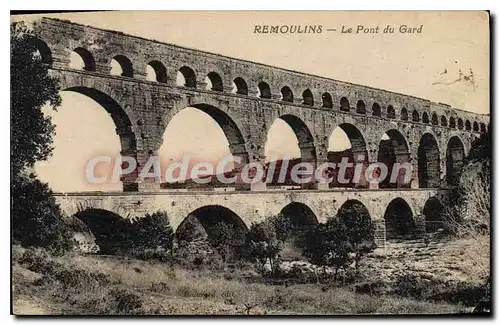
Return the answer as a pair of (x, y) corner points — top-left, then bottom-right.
(412, 110), (420, 122)
(372, 103), (381, 117)
(328, 124), (368, 188)
(473, 121), (479, 132)
(274, 114), (317, 165)
(147, 60), (167, 83)
(258, 81), (271, 99)
(176, 205), (247, 243)
(378, 129), (411, 189)
(71, 47), (96, 71)
(457, 118), (464, 130)
(401, 107), (408, 121)
(74, 208), (129, 254)
(422, 112), (429, 123)
(31, 37), (52, 64)
(337, 200), (373, 243)
(441, 115), (448, 127)
(465, 120), (471, 131)
(446, 136), (465, 186)
(279, 202), (318, 227)
(449, 117), (456, 128)
(178, 66), (197, 88)
(431, 113), (439, 125)
(356, 100), (366, 114)
(302, 89), (314, 106)
(281, 86), (294, 102)
(63, 86), (136, 154)
(340, 97), (350, 111)
(384, 198), (415, 239)
(387, 105), (396, 119)
(206, 71), (223, 92)
(322, 92), (333, 108)
(233, 77), (248, 95)
(111, 55), (134, 77)
(423, 197), (445, 233)
(418, 133), (440, 188)
(480, 123), (486, 133)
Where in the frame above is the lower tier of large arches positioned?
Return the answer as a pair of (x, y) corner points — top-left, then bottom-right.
(56, 188), (451, 247)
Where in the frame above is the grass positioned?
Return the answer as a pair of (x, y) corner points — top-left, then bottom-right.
(12, 245), (467, 315)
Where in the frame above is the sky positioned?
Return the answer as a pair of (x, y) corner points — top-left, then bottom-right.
(11, 11), (489, 192)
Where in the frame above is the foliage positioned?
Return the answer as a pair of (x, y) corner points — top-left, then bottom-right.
(11, 21), (61, 179)
(241, 215), (292, 273)
(128, 211), (174, 251)
(12, 175), (74, 255)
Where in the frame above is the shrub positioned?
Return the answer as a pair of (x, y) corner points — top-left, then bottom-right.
(12, 175), (74, 255)
(128, 211), (174, 251)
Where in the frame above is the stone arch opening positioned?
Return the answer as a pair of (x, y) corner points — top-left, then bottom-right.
(480, 123), (486, 133)
(258, 81), (271, 99)
(328, 123), (369, 188)
(110, 55), (134, 77)
(431, 113), (439, 125)
(322, 92), (333, 108)
(337, 199), (374, 244)
(206, 71), (223, 92)
(412, 110), (420, 122)
(378, 129), (411, 189)
(159, 103), (248, 189)
(401, 108), (408, 121)
(146, 60), (167, 83)
(387, 105), (396, 119)
(418, 133), (440, 188)
(176, 205), (247, 245)
(281, 86), (294, 102)
(264, 114), (316, 188)
(279, 202), (318, 259)
(177, 66), (197, 88)
(74, 208), (129, 254)
(340, 97), (350, 111)
(449, 117), (456, 128)
(423, 197), (445, 233)
(232, 77), (248, 95)
(31, 37), (52, 64)
(372, 103), (381, 117)
(465, 120), (471, 131)
(384, 198), (416, 239)
(356, 100), (366, 114)
(70, 47), (96, 71)
(458, 118), (464, 130)
(302, 89), (314, 106)
(422, 112), (429, 123)
(446, 136), (465, 186)
(441, 116), (448, 127)
(473, 121), (479, 132)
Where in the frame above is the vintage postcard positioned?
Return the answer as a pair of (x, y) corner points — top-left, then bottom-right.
(10, 11), (490, 316)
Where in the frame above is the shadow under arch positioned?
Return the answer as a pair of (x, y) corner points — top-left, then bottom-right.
(74, 208), (130, 254)
(378, 129), (411, 189)
(446, 136), (465, 186)
(278, 202), (318, 259)
(423, 197), (445, 232)
(175, 205), (248, 243)
(418, 132), (441, 188)
(384, 198), (416, 239)
(62, 86), (138, 191)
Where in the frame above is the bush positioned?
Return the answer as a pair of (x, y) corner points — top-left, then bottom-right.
(12, 175), (74, 255)
(127, 211), (174, 251)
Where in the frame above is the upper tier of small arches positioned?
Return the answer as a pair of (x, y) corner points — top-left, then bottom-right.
(35, 35), (488, 134)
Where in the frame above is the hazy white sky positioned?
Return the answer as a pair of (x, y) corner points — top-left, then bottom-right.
(15, 11), (488, 192)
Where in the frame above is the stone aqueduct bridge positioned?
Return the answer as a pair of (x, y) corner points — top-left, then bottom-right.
(32, 18), (489, 243)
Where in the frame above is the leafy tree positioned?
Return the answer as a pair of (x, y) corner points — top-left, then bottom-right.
(336, 204), (376, 269)
(303, 219), (351, 279)
(242, 215), (291, 273)
(129, 211), (175, 251)
(11, 22), (72, 253)
(11, 22), (61, 179)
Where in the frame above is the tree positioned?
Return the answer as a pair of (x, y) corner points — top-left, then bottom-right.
(336, 204), (376, 269)
(129, 211), (175, 251)
(11, 22), (71, 253)
(11, 22), (61, 179)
